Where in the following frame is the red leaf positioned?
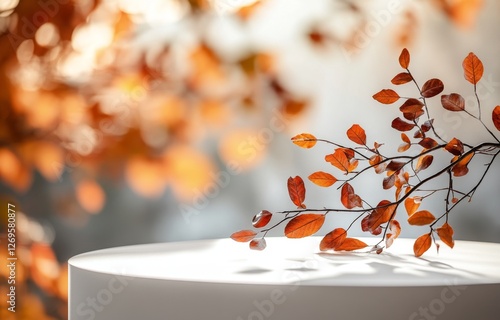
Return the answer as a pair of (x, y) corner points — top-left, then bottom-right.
(325, 149), (350, 173)
(373, 89), (400, 104)
(386, 220), (401, 248)
(403, 109), (425, 121)
(341, 183), (362, 209)
(416, 154), (433, 172)
(413, 233), (432, 257)
(391, 72), (413, 85)
(252, 210), (273, 228)
(492, 106), (500, 131)
(399, 99), (424, 113)
(284, 214), (325, 238)
(319, 228), (347, 251)
(421, 119), (434, 132)
(308, 171), (338, 187)
(369, 155), (386, 174)
(392, 117), (415, 131)
(441, 93), (465, 112)
(437, 223), (455, 249)
(249, 238), (267, 251)
(231, 230), (257, 242)
(421, 79), (444, 98)
(419, 138), (438, 149)
(399, 48), (410, 69)
(287, 176), (306, 208)
(346, 124), (367, 145)
(386, 160), (405, 172)
(383, 174), (396, 190)
(445, 138), (464, 156)
(463, 52), (484, 85)
(408, 210), (436, 226)
(291, 133), (317, 148)
(335, 238), (368, 251)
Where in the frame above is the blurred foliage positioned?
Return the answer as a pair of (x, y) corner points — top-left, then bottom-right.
(0, 0), (485, 318)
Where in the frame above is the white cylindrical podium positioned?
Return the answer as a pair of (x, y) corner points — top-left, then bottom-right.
(69, 237), (500, 320)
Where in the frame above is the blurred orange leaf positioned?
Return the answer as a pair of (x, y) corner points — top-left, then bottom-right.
(76, 179), (105, 214)
(125, 156), (167, 198)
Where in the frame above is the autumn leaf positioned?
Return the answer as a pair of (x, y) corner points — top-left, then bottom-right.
(319, 228), (347, 251)
(391, 72), (413, 85)
(415, 154), (433, 172)
(419, 137), (438, 149)
(335, 238), (368, 251)
(392, 117), (415, 131)
(413, 233), (432, 257)
(445, 138), (464, 155)
(365, 200), (396, 231)
(288, 176), (306, 208)
(361, 215), (382, 235)
(369, 155), (386, 173)
(76, 179), (106, 214)
(386, 160), (405, 172)
(383, 174), (396, 189)
(373, 89), (400, 104)
(284, 214), (325, 238)
(386, 219), (401, 248)
(325, 149), (350, 173)
(463, 52), (483, 85)
(399, 98), (424, 113)
(399, 48), (410, 68)
(421, 79), (444, 98)
(308, 171), (338, 187)
(346, 124), (367, 145)
(291, 133), (317, 148)
(452, 152), (474, 177)
(437, 223), (455, 248)
(249, 238), (267, 251)
(341, 183), (362, 209)
(408, 210), (436, 225)
(441, 93), (465, 112)
(404, 197), (421, 216)
(421, 119), (434, 132)
(231, 230), (257, 242)
(252, 210), (272, 228)
(492, 106), (500, 131)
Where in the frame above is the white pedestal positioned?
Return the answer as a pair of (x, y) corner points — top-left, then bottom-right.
(69, 237), (500, 320)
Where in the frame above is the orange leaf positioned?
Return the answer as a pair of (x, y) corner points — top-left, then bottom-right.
(437, 223), (455, 248)
(365, 200), (396, 231)
(392, 117), (415, 131)
(391, 72), (413, 85)
(386, 219), (401, 248)
(399, 48), (410, 69)
(445, 138), (464, 156)
(285, 214), (325, 238)
(325, 149), (350, 173)
(236, 0), (262, 20)
(419, 138), (438, 149)
(452, 152), (474, 177)
(249, 238), (267, 251)
(75, 180), (106, 214)
(416, 154), (434, 172)
(346, 124), (367, 145)
(413, 233), (432, 257)
(287, 176), (306, 208)
(291, 133), (317, 149)
(463, 52), (483, 85)
(408, 210), (436, 226)
(492, 106), (500, 131)
(441, 93), (465, 112)
(400, 99), (424, 113)
(404, 197), (421, 216)
(126, 156), (168, 198)
(319, 228), (347, 251)
(421, 79), (444, 98)
(373, 89), (400, 104)
(231, 230), (256, 242)
(308, 171), (338, 187)
(252, 210), (272, 228)
(369, 155), (386, 173)
(335, 238), (368, 251)
(341, 183), (362, 209)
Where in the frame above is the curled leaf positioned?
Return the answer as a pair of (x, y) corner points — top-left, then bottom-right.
(404, 197), (421, 216)
(445, 138), (464, 156)
(249, 238), (267, 251)
(291, 133), (317, 148)
(373, 89), (400, 104)
(320, 228), (347, 251)
(386, 220), (401, 248)
(416, 154), (434, 172)
(365, 200), (396, 232)
(408, 210), (436, 226)
(335, 238), (368, 251)
(231, 230), (257, 242)
(252, 210), (273, 228)
(413, 233), (432, 257)
(421, 79), (444, 98)
(441, 93), (465, 112)
(346, 124), (367, 145)
(287, 176), (306, 208)
(341, 183), (362, 209)
(285, 214), (325, 238)
(437, 223), (455, 248)
(463, 52), (484, 85)
(308, 171), (338, 187)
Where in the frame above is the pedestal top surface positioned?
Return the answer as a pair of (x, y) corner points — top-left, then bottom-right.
(69, 237), (500, 287)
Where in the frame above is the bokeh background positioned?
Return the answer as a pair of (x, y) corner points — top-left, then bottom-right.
(1, 0), (499, 318)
